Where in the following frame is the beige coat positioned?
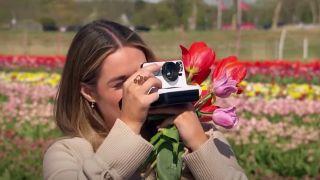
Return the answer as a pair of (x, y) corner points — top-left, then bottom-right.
(43, 119), (248, 180)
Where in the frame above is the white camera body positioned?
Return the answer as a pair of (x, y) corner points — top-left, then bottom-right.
(142, 60), (200, 107)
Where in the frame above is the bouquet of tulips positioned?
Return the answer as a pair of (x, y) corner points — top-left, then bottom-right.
(141, 42), (247, 180)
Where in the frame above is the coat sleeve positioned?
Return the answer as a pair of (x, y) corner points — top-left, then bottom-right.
(43, 119), (153, 180)
(183, 123), (248, 180)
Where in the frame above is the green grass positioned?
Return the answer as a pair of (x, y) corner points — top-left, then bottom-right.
(1, 29), (320, 60)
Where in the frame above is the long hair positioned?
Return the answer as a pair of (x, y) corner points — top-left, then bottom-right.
(54, 20), (155, 151)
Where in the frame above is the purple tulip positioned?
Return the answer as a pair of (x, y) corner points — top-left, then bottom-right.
(212, 72), (238, 98)
(212, 106), (238, 129)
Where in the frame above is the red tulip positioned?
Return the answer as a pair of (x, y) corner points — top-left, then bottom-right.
(180, 42), (215, 84)
(212, 56), (246, 83)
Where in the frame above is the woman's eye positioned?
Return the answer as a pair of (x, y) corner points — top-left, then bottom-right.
(114, 82), (124, 89)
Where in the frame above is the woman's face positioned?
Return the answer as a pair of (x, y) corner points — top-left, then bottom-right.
(94, 46), (147, 129)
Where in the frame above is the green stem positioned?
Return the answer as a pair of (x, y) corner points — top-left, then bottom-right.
(195, 93), (213, 111)
(197, 112), (212, 116)
(143, 159), (157, 178)
(186, 71), (194, 83)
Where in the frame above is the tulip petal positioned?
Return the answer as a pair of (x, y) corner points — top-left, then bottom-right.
(213, 72), (228, 88)
(180, 45), (191, 70)
(193, 48), (215, 70)
(193, 68), (211, 84)
(226, 63), (247, 82)
(212, 107), (238, 129)
(181, 42), (216, 83)
(189, 42), (208, 55)
(212, 56), (238, 81)
(212, 73), (238, 98)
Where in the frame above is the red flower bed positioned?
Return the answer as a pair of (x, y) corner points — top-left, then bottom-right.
(240, 60), (320, 70)
(0, 55), (65, 69)
(237, 60), (320, 79)
(1, 55), (319, 77)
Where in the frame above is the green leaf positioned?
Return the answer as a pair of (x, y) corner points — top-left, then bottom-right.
(140, 132), (164, 170)
(141, 126), (184, 179)
(162, 126), (179, 142)
(150, 131), (163, 145)
(172, 142), (179, 157)
(156, 141), (184, 180)
(154, 138), (166, 151)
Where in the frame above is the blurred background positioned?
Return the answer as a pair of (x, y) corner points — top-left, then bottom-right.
(0, 0), (319, 179)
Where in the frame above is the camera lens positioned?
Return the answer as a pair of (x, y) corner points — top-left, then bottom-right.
(161, 62), (180, 82)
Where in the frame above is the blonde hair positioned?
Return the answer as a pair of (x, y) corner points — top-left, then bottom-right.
(54, 20), (155, 151)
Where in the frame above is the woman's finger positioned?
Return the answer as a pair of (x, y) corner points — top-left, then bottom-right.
(141, 77), (162, 94)
(141, 63), (161, 73)
(124, 64), (159, 90)
(144, 92), (160, 105)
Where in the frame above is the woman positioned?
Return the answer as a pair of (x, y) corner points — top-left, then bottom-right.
(43, 20), (247, 180)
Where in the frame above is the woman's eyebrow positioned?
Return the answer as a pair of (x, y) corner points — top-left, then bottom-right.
(108, 75), (127, 84)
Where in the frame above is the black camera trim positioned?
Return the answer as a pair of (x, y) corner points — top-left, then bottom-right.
(150, 88), (199, 107)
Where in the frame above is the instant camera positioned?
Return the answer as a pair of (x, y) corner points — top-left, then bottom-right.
(142, 60), (200, 107)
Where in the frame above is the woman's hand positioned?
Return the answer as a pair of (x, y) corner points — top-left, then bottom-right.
(119, 64), (162, 134)
(149, 104), (208, 151)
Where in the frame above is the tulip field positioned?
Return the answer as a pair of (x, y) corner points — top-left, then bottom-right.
(0, 55), (320, 179)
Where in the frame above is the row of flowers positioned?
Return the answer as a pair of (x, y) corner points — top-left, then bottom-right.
(240, 81), (320, 100)
(1, 82), (318, 154)
(1, 71), (320, 100)
(219, 96), (320, 116)
(243, 60), (320, 72)
(0, 55), (65, 69)
(225, 116), (319, 151)
(243, 60), (320, 83)
(0, 71), (61, 87)
(2, 82), (320, 123)
(244, 74), (320, 85)
(1, 55), (319, 74)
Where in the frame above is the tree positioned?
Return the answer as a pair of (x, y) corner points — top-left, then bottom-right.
(41, 0), (81, 26)
(131, 0), (193, 30)
(308, 0), (318, 24)
(189, 0), (198, 30)
(317, 0), (320, 23)
(272, 0), (283, 29)
(172, 0), (192, 30)
(0, 0), (44, 25)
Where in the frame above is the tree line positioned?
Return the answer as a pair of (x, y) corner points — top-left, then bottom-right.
(0, 0), (320, 31)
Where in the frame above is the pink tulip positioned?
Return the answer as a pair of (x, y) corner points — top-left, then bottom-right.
(211, 56), (247, 98)
(212, 106), (238, 129)
(212, 72), (238, 98)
